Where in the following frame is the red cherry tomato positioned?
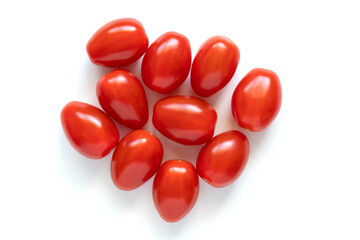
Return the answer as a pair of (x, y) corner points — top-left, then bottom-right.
(141, 31), (191, 93)
(232, 68), (282, 132)
(191, 36), (240, 97)
(96, 69), (149, 129)
(87, 18), (148, 67)
(60, 101), (119, 159)
(152, 96), (217, 145)
(153, 160), (199, 222)
(196, 130), (249, 188)
(111, 130), (163, 191)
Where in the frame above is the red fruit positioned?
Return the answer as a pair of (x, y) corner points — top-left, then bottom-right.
(111, 130), (163, 191)
(232, 68), (282, 132)
(197, 130), (249, 188)
(153, 160), (199, 222)
(152, 96), (217, 145)
(96, 69), (149, 129)
(60, 101), (119, 159)
(141, 31), (191, 93)
(87, 18), (148, 67)
(191, 36), (240, 97)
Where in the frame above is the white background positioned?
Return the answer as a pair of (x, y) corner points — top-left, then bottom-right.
(1, 0), (359, 239)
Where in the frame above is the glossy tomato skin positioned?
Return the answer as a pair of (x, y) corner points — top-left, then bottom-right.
(196, 130), (249, 188)
(111, 130), (163, 191)
(87, 18), (148, 67)
(60, 101), (119, 159)
(96, 69), (149, 129)
(232, 68), (282, 132)
(152, 96), (217, 145)
(141, 32), (191, 93)
(191, 36), (240, 97)
(153, 160), (199, 222)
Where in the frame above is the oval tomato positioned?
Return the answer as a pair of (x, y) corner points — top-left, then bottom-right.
(60, 101), (119, 159)
(111, 130), (163, 191)
(232, 68), (282, 132)
(96, 69), (149, 129)
(141, 31), (191, 93)
(153, 160), (199, 222)
(196, 130), (249, 188)
(152, 96), (217, 145)
(87, 18), (148, 67)
(191, 36), (240, 97)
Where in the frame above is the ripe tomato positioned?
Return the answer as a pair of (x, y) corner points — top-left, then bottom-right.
(153, 160), (199, 222)
(60, 101), (119, 159)
(152, 96), (217, 145)
(191, 36), (240, 97)
(111, 130), (163, 191)
(96, 69), (149, 129)
(141, 31), (191, 93)
(87, 18), (148, 67)
(232, 68), (282, 132)
(196, 130), (249, 188)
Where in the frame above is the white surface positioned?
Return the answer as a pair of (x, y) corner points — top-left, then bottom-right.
(1, 0), (359, 239)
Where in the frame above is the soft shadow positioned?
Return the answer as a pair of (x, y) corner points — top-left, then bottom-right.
(122, 57), (143, 80)
(147, 210), (190, 236)
(196, 178), (236, 219)
(201, 90), (225, 109)
(101, 173), (152, 212)
(145, 183), (192, 236)
(56, 130), (106, 191)
(80, 61), (115, 103)
(114, 122), (132, 140)
(84, 61), (115, 83)
(83, 56), (144, 84)
(143, 87), (165, 112)
(245, 129), (269, 156)
(144, 177), (237, 237)
(151, 128), (203, 166)
(224, 112), (275, 160)
(170, 74), (193, 96)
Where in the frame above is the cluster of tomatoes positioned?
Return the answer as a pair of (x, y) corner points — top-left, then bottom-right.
(60, 18), (282, 223)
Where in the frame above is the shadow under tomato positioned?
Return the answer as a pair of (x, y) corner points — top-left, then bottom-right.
(113, 121), (133, 140)
(84, 61), (115, 83)
(144, 175), (238, 234)
(150, 128), (204, 166)
(148, 213), (190, 235)
(196, 177), (237, 218)
(168, 74), (193, 97)
(145, 191), (192, 234)
(200, 89), (226, 108)
(56, 129), (107, 191)
(102, 173), (154, 213)
(224, 112), (272, 160)
(80, 61), (115, 106)
(122, 56), (143, 80)
(84, 56), (145, 85)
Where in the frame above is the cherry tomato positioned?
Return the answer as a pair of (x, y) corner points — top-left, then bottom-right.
(87, 18), (148, 67)
(152, 96), (217, 145)
(60, 101), (119, 159)
(141, 31), (191, 93)
(111, 130), (163, 191)
(196, 130), (249, 188)
(232, 68), (282, 132)
(153, 160), (199, 222)
(191, 36), (240, 97)
(96, 69), (149, 129)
